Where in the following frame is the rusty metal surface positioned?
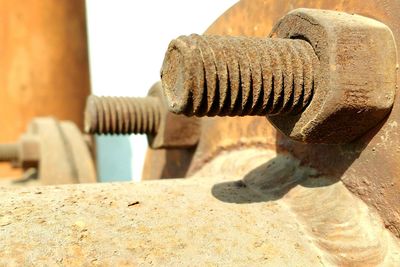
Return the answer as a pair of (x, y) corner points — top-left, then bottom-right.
(161, 35), (317, 117)
(2, 1), (400, 264)
(1, 148), (400, 265)
(161, 10), (396, 144)
(0, 0), (91, 137)
(269, 9), (397, 143)
(85, 95), (161, 135)
(153, 0), (400, 237)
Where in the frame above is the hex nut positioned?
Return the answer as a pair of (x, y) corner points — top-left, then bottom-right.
(147, 82), (200, 149)
(268, 8), (397, 143)
(17, 134), (40, 168)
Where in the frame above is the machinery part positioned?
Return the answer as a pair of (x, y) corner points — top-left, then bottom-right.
(0, 117), (96, 185)
(268, 9), (397, 143)
(162, 35), (317, 116)
(85, 96), (161, 135)
(85, 82), (200, 149)
(0, 135), (40, 169)
(185, 0), (400, 238)
(161, 9), (397, 144)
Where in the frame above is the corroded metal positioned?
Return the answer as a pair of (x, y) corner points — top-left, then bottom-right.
(268, 9), (397, 144)
(161, 11), (396, 144)
(162, 35), (317, 116)
(190, 0), (400, 237)
(0, 0), (91, 140)
(85, 95), (161, 135)
(144, 0), (400, 238)
(85, 82), (200, 150)
(1, 0), (400, 265)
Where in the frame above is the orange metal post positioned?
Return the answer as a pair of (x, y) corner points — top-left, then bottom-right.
(0, 0), (91, 177)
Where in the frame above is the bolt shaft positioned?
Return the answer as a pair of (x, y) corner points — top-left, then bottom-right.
(161, 34), (319, 117)
(0, 143), (18, 161)
(85, 96), (161, 135)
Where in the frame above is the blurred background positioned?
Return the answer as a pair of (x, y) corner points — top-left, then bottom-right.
(0, 0), (237, 182)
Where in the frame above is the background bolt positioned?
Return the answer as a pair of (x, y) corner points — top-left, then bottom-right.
(85, 96), (161, 135)
(0, 136), (40, 168)
(161, 34), (319, 117)
(84, 82), (200, 149)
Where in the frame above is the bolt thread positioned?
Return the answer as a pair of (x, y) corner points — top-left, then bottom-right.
(161, 34), (318, 116)
(0, 143), (18, 161)
(84, 95), (161, 135)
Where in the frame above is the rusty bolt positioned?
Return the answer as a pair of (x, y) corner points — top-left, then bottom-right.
(84, 82), (200, 149)
(0, 135), (40, 168)
(85, 95), (161, 135)
(161, 35), (318, 117)
(161, 9), (397, 143)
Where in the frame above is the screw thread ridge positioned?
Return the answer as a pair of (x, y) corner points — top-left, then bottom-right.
(161, 34), (318, 116)
(0, 143), (18, 161)
(85, 96), (161, 135)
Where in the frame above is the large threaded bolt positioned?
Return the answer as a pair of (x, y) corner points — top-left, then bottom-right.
(0, 143), (18, 162)
(85, 96), (161, 135)
(161, 34), (319, 117)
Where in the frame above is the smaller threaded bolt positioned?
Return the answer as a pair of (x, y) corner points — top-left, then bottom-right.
(0, 143), (19, 162)
(85, 95), (161, 135)
(161, 34), (319, 117)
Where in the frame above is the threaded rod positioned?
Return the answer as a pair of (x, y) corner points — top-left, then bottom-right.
(161, 34), (319, 117)
(85, 96), (161, 135)
(0, 143), (19, 161)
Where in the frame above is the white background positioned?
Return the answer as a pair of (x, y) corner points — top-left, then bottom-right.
(86, 1), (238, 181)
